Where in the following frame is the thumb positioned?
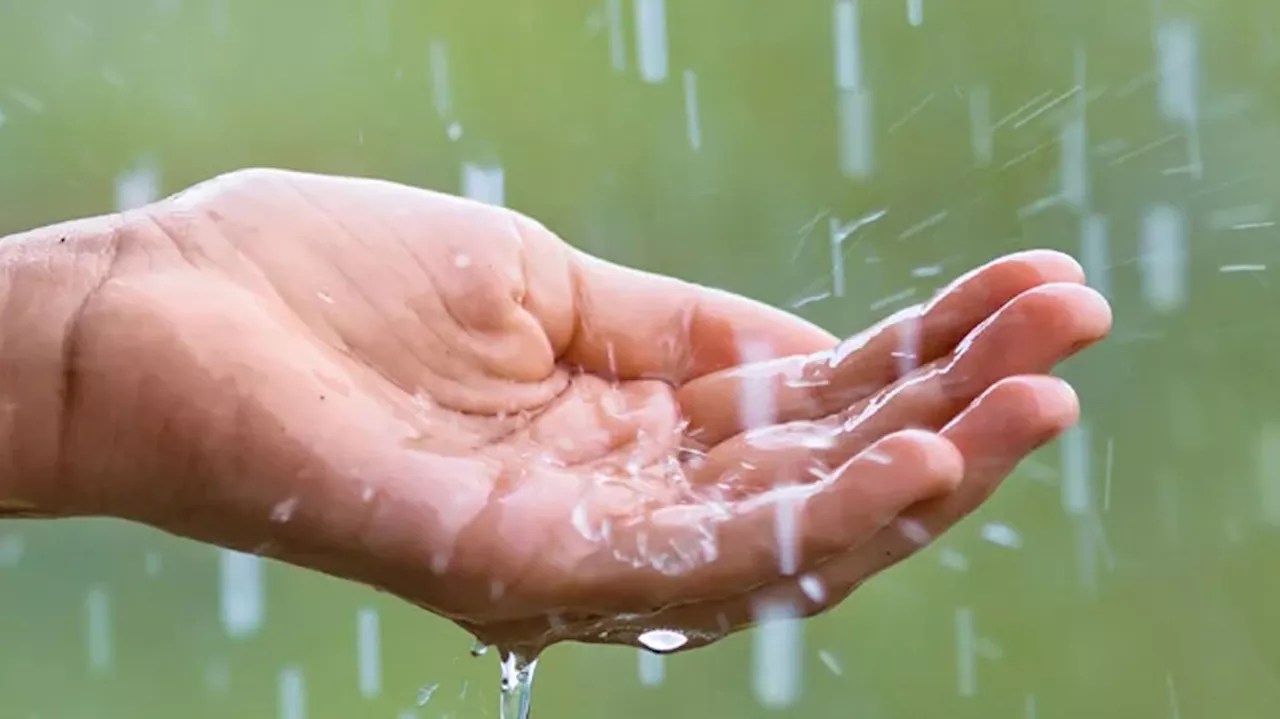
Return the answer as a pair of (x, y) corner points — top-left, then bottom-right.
(559, 249), (837, 384)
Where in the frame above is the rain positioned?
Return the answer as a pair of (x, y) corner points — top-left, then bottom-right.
(3, 1), (1280, 718)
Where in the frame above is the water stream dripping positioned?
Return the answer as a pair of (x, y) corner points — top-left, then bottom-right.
(498, 650), (539, 719)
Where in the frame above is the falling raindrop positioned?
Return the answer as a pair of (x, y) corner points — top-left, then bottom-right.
(356, 607), (382, 698)
(683, 70), (702, 150)
(470, 639), (491, 657)
(114, 159), (160, 212)
(638, 650), (665, 687)
(906, 0), (923, 26)
(219, 549), (264, 639)
(752, 601), (802, 709)
(1139, 203), (1188, 313)
(85, 586), (112, 675)
(634, 0), (669, 83)
(0, 532), (23, 567)
(1060, 422), (1091, 516)
(462, 163), (506, 207)
(955, 607), (976, 696)
(1256, 424), (1280, 525)
(279, 667), (306, 719)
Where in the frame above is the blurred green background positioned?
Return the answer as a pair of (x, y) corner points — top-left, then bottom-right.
(4, 0), (1280, 717)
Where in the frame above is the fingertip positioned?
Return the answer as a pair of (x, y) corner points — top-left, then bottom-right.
(957, 375), (1081, 440)
(870, 429), (965, 492)
(1021, 283), (1114, 341)
(1004, 249), (1087, 285)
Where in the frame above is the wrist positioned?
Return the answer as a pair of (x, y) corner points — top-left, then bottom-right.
(0, 213), (126, 517)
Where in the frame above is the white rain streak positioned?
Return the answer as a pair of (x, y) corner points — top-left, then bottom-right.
(114, 160), (160, 212)
(906, 0), (923, 27)
(752, 601), (802, 709)
(606, 0), (627, 72)
(279, 666), (306, 719)
(979, 522), (1023, 549)
(1061, 48), (1089, 209)
(637, 650), (665, 687)
(86, 586), (112, 675)
(429, 40), (451, 117)
(739, 340), (778, 431)
(1154, 19), (1202, 179)
(834, 0), (873, 179)
(0, 532), (22, 567)
(968, 86), (993, 166)
(634, 0), (669, 84)
(1103, 436), (1115, 513)
(833, 1), (863, 90)
(1139, 203), (1189, 313)
(1060, 115), (1088, 209)
(1256, 424), (1280, 526)
(219, 549), (264, 639)
(683, 70), (702, 150)
(828, 208), (888, 297)
(461, 163), (506, 207)
(1221, 264), (1267, 273)
(1167, 674), (1183, 719)
(817, 649), (843, 676)
(1060, 422), (1091, 516)
(1079, 214), (1111, 298)
(955, 607), (976, 696)
(356, 607), (382, 698)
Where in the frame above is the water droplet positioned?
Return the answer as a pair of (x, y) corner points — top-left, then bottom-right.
(798, 574), (826, 603)
(979, 522), (1023, 549)
(498, 651), (538, 719)
(271, 496), (299, 523)
(470, 639), (490, 657)
(637, 628), (688, 653)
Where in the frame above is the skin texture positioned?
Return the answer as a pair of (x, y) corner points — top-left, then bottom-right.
(0, 169), (1112, 655)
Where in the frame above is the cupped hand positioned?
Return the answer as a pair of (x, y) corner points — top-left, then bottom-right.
(62, 168), (1110, 654)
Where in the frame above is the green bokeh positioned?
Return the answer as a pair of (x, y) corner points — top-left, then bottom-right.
(4, 0), (1280, 717)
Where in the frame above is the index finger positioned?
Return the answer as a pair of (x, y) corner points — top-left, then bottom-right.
(677, 249), (1087, 444)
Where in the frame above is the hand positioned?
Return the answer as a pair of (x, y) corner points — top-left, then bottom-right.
(53, 168), (1110, 654)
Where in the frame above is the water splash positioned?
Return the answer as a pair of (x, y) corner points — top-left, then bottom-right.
(498, 651), (538, 719)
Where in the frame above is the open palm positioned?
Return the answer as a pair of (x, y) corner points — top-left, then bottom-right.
(67, 169), (1110, 654)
